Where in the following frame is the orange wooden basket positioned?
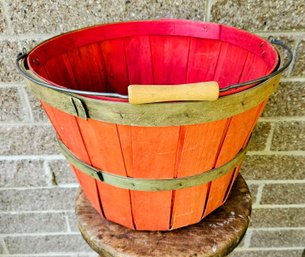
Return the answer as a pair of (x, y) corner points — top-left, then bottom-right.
(17, 20), (291, 231)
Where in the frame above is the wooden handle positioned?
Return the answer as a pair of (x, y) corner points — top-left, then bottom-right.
(128, 81), (219, 104)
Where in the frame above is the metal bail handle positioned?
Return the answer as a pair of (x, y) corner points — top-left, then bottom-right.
(16, 38), (293, 101)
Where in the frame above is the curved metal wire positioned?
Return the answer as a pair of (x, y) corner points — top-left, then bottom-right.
(16, 38), (292, 99)
(219, 38), (292, 92)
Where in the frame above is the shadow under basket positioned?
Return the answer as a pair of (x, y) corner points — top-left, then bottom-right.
(18, 20), (286, 231)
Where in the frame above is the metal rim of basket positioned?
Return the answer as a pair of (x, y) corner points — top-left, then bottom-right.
(16, 37), (292, 100)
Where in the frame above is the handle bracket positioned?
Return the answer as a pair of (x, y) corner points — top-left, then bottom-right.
(70, 96), (88, 120)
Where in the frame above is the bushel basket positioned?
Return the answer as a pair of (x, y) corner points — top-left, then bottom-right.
(17, 20), (291, 231)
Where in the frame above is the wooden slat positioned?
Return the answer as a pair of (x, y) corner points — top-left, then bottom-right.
(220, 24), (278, 71)
(124, 36), (154, 85)
(203, 105), (262, 217)
(201, 41), (250, 216)
(100, 39), (129, 95)
(213, 42), (249, 90)
(76, 119), (134, 229)
(218, 55), (272, 204)
(203, 48), (271, 217)
(239, 54), (269, 83)
(170, 120), (229, 229)
(131, 35), (189, 230)
(170, 36), (227, 228)
(222, 52), (270, 96)
(150, 35), (190, 84)
(117, 125), (180, 230)
(59, 41), (134, 228)
(43, 55), (77, 89)
(64, 43), (107, 92)
(38, 64), (103, 215)
(113, 35), (191, 230)
(41, 103), (103, 215)
(186, 38), (221, 82)
(221, 99), (269, 205)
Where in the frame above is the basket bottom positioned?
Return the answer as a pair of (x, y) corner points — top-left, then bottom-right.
(74, 168), (241, 231)
(76, 174), (251, 256)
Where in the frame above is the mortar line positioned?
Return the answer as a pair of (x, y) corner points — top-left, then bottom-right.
(254, 183), (264, 205)
(18, 86), (34, 122)
(0, 210), (74, 214)
(242, 229), (253, 248)
(0, 155), (64, 161)
(247, 150), (305, 156)
(0, 237), (9, 255)
(0, 253), (96, 257)
(0, 232), (80, 237)
(1, 0), (13, 34)
(64, 213), (72, 233)
(259, 116), (305, 122)
(288, 37), (301, 76)
(247, 180), (305, 184)
(0, 184), (79, 190)
(0, 254), (91, 257)
(205, 0), (212, 22)
(249, 227), (305, 231)
(2, 205), (300, 212)
(252, 204), (305, 208)
(234, 246), (305, 251)
(247, 181), (265, 187)
(281, 77), (305, 82)
(255, 31), (305, 37)
(0, 83), (22, 88)
(264, 122), (275, 151)
(43, 160), (54, 186)
(0, 122), (51, 126)
(0, 34), (56, 40)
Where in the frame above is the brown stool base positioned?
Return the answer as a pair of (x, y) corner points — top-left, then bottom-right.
(75, 174), (252, 257)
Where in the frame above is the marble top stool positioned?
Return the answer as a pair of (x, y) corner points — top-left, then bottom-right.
(75, 174), (252, 257)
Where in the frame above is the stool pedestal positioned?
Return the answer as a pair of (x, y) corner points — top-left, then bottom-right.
(75, 174), (251, 257)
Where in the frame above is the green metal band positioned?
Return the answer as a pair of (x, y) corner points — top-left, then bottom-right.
(22, 61), (281, 127)
(57, 138), (250, 191)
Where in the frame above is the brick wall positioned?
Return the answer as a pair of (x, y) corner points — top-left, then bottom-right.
(0, 1), (304, 256)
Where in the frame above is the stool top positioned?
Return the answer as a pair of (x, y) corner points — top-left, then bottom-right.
(76, 174), (251, 257)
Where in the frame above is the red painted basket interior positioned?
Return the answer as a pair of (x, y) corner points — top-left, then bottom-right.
(27, 20), (278, 101)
